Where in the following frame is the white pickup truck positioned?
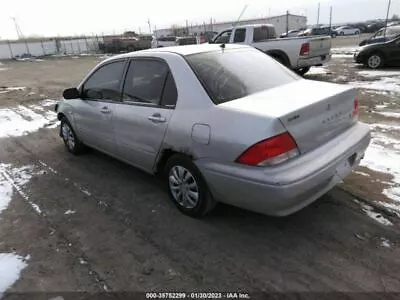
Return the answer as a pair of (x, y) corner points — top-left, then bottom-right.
(211, 24), (331, 75)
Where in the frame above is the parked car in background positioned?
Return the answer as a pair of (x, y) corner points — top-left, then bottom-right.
(99, 35), (151, 53)
(57, 43), (370, 218)
(211, 24), (331, 75)
(175, 36), (197, 46)
(199, 31), (219, 43)
(355, 35), (400, 68)
(365, 22), (385, 33)
(298, 26), (337, 37)
(280, 29), (301, 38)
(359, 25), (400, 46)
(151, 36), (176, 48)
(334, 26), (360, 36)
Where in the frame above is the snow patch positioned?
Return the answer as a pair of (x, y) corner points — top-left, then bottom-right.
(41, 99), (58, 107)
(331, 47), (358, 55)
(0, 173), (13, 214)
(307, 67), (331, 75)
(353, 171), (370, 177)
(375, 104), (388, 109)
(358, 70), (400, 78)
(332, 54), (354, 58)
(350, 77), (400, 94)
(361, 204), (393, 226)
(381, 238), (392, 248)
(0, 105), (57, 138)
(64, 210), (76, 215)
(375, 111), (400, 118)
(0, 253), (28, 297)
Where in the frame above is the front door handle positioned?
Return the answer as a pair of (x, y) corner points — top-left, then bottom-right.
(148, 113), (166, 123)
(100, 106), (111, 114)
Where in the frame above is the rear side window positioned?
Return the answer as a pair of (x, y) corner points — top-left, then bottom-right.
(187, 49), (298, 104)
(82, 61), (125, 101)
(160, 73), (178, 107)
(253, 26), (275, 42)
(233, 29), (246, 43)
(123, 60), (168, 105)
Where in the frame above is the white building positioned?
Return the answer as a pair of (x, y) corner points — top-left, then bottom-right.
(154, 14), (307, 37)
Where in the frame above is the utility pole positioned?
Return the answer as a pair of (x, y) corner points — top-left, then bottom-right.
(148, 19), (152, 35)
(286, 11), (289, 34)
(384, 0), (392, 38)
(317, 2), (320, 26)
(329, 6), (333, 30)
(186, 20), (189, 35)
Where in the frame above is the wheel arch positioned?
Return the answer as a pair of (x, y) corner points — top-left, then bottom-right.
(154, 148), (195, 175)
(265, 50), (291, 68)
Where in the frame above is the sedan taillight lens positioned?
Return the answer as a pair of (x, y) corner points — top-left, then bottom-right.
(236, 132), (300, 167)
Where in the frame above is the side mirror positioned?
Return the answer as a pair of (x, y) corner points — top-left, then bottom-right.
(63, 87), (80, 100)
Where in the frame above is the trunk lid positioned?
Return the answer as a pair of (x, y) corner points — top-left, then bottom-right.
(308, 36), (332, 57)
(219, 80), (356, 154)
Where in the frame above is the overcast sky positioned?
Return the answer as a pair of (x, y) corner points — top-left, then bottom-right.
(0, 0), (398, 39)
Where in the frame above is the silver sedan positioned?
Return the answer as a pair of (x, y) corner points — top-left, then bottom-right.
(56, 44), (371, 217)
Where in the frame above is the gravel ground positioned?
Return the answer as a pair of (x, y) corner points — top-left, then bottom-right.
(0, 52), (399, 299)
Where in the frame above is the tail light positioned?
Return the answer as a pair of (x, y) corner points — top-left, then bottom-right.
(352, 97), (359, 120)
(236, 132), (300, 167)
(300, 43), (310, 56)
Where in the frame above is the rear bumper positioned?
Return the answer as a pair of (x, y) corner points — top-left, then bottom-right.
(196, 122), (371, 216)
(296, 53), (331, 68)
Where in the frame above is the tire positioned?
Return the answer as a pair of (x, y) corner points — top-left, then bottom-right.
(355, 31), (360, 35)
(340, 32), (344, 36)
(366, 53), (384, 69)
(60, 117), (85, 154)
(294, 67), (310, 76)
(164, 154), (216, 218)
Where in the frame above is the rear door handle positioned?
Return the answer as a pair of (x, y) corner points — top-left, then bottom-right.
(148, 113), (166, 123)
(100, 106), (111, 114)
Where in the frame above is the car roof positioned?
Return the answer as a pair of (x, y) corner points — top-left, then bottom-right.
(107, 43), (250, 60)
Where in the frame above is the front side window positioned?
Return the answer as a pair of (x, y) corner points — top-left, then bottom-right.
(233, 29), (246, 43)
(82, 61), (125, 101)
(187, 48), (298, 104)
(123, 60), (168, 105)
(214, 30), (232, 44)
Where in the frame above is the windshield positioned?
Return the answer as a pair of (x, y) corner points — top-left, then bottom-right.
(186, 48), (299, 104)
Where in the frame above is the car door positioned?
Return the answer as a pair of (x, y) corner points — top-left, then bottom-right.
(73, 60), (126, 155)
(386, 38), (400, 64)
(113, 58), (177, 173)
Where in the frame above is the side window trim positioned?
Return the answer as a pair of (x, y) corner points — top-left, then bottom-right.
(80, 59), (128, 102)
(120, 57), (176, 109)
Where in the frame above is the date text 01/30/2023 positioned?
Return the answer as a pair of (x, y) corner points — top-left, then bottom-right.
(146, 292), (250, 299)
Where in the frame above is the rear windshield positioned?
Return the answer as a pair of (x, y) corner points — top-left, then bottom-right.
(186, 49), (299, 104)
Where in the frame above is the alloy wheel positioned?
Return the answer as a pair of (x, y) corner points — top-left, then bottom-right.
(368, 55), (382, 69)
(62, 122), (75, 150)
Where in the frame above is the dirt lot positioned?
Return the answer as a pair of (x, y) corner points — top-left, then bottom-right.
(0, 48), (400, 299)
